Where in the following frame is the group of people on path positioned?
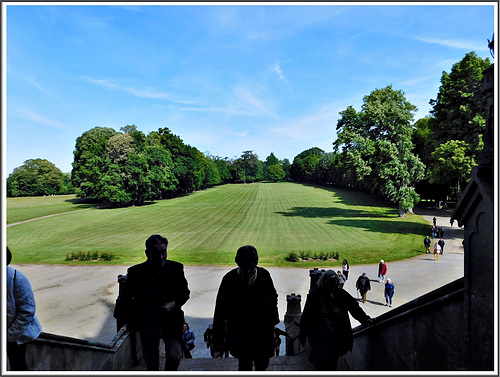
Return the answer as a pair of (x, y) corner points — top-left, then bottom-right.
(425, 216), (447, 262)
(350, 259), (395, 307)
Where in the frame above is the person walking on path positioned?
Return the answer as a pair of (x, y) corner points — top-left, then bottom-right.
(378, 260), (388, 283)
(433, 217), (437, 227)
(299, 270), (372, 370)
(384, 279), (395, 307)
(438, 238), (445, 255)
(434, 243), (442, 261)
(7, 247), (42, 371)
(356, 272), (371, 303)
(342, 259), (350, 281)
(212, 245), (279, 371)
(121, 234), (190, 371)
(181, 322), (195, 359)
(424, 236), (432, 253)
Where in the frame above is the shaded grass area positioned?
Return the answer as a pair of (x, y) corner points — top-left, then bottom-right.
(7, 195), (100, 224)
(6, 183), (430, 267)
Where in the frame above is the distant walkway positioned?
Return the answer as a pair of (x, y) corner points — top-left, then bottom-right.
(7, 209), (91, 227)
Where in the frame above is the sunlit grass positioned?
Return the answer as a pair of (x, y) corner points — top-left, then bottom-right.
(6, 182), (429, 267)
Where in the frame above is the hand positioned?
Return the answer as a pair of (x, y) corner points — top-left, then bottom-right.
(162, 301), (176, 312)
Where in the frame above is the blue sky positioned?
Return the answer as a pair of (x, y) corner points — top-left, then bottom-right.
(3, 2), (496, 175)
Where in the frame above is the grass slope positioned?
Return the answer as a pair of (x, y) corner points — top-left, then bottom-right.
(6, 182), (430, 267)
(7, 195), (99, 224)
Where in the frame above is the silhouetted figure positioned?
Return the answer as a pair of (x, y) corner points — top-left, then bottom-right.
(121, 235), (190, 371)
(212, 245), (279, 371)
(7, 247), (42, 371)
(299, 270), (372, 370)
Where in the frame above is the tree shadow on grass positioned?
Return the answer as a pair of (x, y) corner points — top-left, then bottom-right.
(276, 206), (396, 219)
(65, 198), (158, 210)
(327, 218), (430, 236)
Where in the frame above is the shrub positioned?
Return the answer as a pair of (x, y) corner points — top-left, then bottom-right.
(65, 250), (115, 262)
(285, 251), (299, 262)
(100, 252), (116, 261)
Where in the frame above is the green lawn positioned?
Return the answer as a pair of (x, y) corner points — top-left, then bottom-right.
(6, 195), (100, 224)
(6, 182), (430, 267)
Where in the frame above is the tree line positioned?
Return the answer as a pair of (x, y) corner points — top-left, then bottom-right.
(7, 52), (490, 214)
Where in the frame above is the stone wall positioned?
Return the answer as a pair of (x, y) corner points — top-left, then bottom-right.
(24, 328), (140, 371)
(338, 278), (466, 371)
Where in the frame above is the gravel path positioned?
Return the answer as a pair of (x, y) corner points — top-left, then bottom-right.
(10, 208), (463, 358)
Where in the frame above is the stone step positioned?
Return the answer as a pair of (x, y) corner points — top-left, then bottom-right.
(178, 354), (314, 371)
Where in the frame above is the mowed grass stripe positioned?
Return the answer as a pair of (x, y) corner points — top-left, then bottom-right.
(6, 183), (429, 267)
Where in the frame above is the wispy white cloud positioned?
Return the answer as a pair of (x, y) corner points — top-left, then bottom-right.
(179, 106), (253, 116)
(83, 77), (195, 104)
(231, 87), (277, 118)
(274, 62), (286, 81)
(270, 104), (339, 143)
(415, 36), (488, 51)
(10, 106), (67, 129)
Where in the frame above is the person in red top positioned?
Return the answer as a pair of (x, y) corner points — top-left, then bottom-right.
(378, 260), (388, 283)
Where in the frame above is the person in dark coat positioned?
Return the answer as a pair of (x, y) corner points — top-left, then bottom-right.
(438, 238), (445, 254)
(121, 234), (190, 371)
(424, 236), (432, 253)
(356, 272), (371, 303)
(212, 245), (279, 371)
(299, 270), (372, 370)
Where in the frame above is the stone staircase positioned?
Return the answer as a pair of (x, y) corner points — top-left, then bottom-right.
(131, 354), (314, 371)
(178, 355), (314, 371)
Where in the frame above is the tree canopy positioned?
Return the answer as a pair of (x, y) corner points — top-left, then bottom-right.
(7, 159), (66, 197)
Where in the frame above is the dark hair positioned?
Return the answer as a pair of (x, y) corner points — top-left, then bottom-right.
(235, 245), (258, 266)
(7, 247), (12, 266)
(145, 234), (168, 250)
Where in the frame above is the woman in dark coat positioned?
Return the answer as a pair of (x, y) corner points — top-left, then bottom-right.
(299, 270), (372, 370)
(212, 245), (279, 371)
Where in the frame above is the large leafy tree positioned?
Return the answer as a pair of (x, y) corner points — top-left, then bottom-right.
(429, 51), (490, 160)
(239, 150), (263, 183)
(7, 158), (65, 197)
(71, 126), (118, 199)
(334, 86), (425, 215)
(267, 164), (286, 182)
(429, 140), (477, 201)
(290, 147), (325, 182)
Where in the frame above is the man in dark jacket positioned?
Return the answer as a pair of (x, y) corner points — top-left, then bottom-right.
(356, 272), (371, 303)
(212, 245), (279, 371)
(299, 270), (372, 370)
(121, 234), (190, 371)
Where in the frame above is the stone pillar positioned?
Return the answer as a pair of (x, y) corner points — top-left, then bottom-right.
(309, 268), (325, 292)
(284, 293), (303, 356)
(451, 62), (495, 370)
